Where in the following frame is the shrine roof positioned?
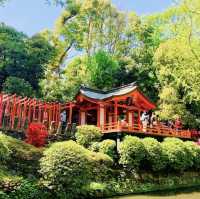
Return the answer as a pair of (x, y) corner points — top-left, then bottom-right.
(79, 82), (138, 100)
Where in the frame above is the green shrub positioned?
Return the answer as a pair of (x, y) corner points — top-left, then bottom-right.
(119, 136), (146, 170)
(88, 152), (113, 181)
(99, 139), (117, 160)
(142, 137), (167, 171)
(161, 138), (192, 171)
(0, 135), (10, 164)
(0, 134), (42, 176)
(89, 142), (100, 152)
(0, 191), (9, 199)
(83, 182), (109, 198)
(8, 180), (48, 199)
(40, 141), (92, 198)
(3, 76), (34, 97)
(75, 125), (102, 147)
(184, 141), (200, 170)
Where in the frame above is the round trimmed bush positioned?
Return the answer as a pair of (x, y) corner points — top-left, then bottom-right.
(161, 138), (192, 171)
(119, 136), (146, 169)
(142, 137), (167, 171)
(40, 141), (91, 198)
(88, 152), (113, 181)
(75, 125), (102, 147)
(99, 139), (117, 160)
(184, 141), (200, 170)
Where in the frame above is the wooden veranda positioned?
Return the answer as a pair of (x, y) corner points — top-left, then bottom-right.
(101, 122), (192, 139)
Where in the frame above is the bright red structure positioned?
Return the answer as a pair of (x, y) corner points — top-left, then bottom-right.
(0, 83), (197, 139)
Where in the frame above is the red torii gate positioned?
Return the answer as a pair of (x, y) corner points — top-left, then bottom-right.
(0, 93), (73, 132)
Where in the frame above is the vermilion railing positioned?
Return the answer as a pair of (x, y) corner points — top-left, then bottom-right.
(101, 122), (192, 139)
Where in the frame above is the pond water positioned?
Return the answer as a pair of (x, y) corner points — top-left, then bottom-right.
(110, 188), (200, 199)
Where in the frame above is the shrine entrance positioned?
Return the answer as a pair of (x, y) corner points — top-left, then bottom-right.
(86, 109), (98, 125)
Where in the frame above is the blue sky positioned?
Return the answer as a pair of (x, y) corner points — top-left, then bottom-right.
(0, 0), (173, 36)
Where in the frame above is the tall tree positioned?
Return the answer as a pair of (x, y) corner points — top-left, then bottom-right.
(152, 0), (200, 127)
(0, 23), (56, 96)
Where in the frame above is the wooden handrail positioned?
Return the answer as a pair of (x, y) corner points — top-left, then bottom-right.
(102, 122), (192, 139)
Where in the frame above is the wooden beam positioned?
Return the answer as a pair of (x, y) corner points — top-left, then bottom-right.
(114, 100), (118, 123)
(69, 102), (73, 124)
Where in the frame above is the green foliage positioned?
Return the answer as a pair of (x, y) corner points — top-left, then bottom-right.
(142, 137), (167, 171)
(88, 152), (113, 181)
(161, 138), (193, 171)
(0, 23), (55, 95)
(99, 139), (117, 160)
(0, 0), (7, 6)
(2, 77), (34, 97)
(40, 141), (92, 198)
(184, 141), (200, 170)
(40, 140), (113, 198)
(0, 134), (42, 176)
(75, 125), (102, 148)
(8, 180), (47, 199)
(89, 142), (100, 152)
(0, 191), (9, 199)
(0, 135), (10, 164)
(88, 50), (119, 90)
(119, 136), (146, 170)
(83, 182), (108, 198)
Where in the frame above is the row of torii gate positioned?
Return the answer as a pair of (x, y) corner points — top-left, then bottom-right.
(0, 93), (73, 132)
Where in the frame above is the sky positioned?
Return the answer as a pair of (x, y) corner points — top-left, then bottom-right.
(0, 0), (173, 36)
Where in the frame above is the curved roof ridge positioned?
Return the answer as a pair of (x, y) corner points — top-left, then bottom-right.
(80, 82), (137, 94)
(79, 82), (138, 100)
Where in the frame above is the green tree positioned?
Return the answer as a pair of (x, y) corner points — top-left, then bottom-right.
(0, 23), (55, 95)
(88, 50), (119, 90)
(3, 76), (34, 97)
(0, 0), (7, 5)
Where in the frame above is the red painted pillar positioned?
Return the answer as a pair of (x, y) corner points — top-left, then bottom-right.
(17, 101), (22, 129)
(69, 103), (73, 124)
(114, 100), (118, 123)
(138, 110), (141, 129)
(38, 101), (42, 123)
(28, 101), (32, 124)
(33, 99), (36, 121)
(52, 103), (56, 122)
(11, 96), (17, 129)
(22, 100), (28, 128)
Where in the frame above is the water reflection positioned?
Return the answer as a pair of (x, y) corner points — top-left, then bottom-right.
(110, 187), (200, 199)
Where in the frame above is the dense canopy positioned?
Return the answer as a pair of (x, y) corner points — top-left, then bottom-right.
(1, 0), (200, 128)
